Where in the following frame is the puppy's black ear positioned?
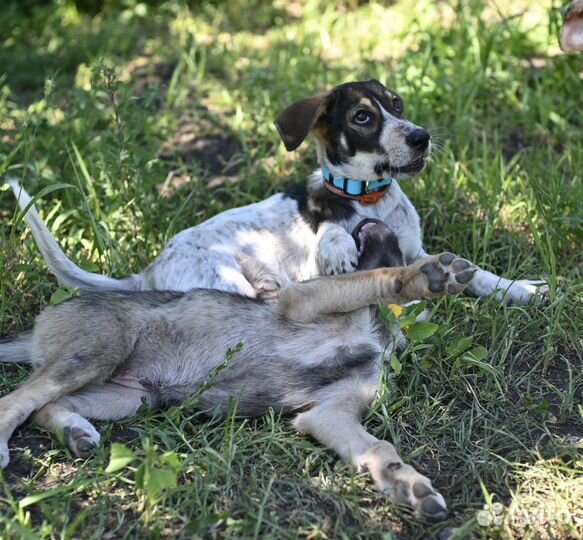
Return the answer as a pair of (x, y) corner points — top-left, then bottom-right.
(274, 93), (328, 151)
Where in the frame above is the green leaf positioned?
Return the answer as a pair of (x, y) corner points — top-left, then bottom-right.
(145, 467), (177, 501)
(19, 479), (91, 508)
(162, 451), (180, 471)
(378, 302), (399, 326)
(465, 345), (489, 361)
(79, 259), (101, 272)
(403, 300), (428, 317)
(135, 463), (145, 489)
(389, 353), (402, 376)
(105, 443), (137, 473)
(406, 322), (439, 341)
(50, 287), (77, 305)
(19, 485), (72, 508)
(446, 336), (474, 357)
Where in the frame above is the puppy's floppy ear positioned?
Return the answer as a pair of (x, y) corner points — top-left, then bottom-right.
(274, 93), (329, 151)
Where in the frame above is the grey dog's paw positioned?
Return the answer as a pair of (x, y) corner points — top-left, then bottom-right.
(358, 441), (448, 522)
(63, 416), (101, 459)
(418, 252), (477, 296)
(0, 441), (9, 469)
(407, 477), (449, 522)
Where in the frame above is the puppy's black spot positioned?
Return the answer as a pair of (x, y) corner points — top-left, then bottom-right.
(387, 462), (402, 471)
(284, 184), (356, 232)
(439, 253), (455, 265)
(394, 279), (403, 293)
(455, 269), (475, 284)
(413, 482), (434, 498)
(374, 162), (385, 176)
(63, 426), (71, 442)
(447, 284), (460, 294)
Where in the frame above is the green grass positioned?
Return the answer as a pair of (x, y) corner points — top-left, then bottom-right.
(0, 0), (582, 538)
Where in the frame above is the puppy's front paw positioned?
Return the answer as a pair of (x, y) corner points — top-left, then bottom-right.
(499, 279), (550, 305)
(317, 231), (358, 275)
(413, 252), (476, 298)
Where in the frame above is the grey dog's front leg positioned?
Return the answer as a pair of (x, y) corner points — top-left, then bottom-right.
(279, 253), (475, 323)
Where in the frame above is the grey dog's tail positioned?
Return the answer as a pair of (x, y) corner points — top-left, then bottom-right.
(0, 334), (33, 364)
(7, 179), (141, 293)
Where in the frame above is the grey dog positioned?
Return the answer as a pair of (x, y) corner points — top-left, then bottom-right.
(0, 220), (476, 521)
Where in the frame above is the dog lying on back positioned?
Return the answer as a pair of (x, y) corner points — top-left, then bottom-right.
(0, 219), (477, 522)
(8, 80), (545, 310)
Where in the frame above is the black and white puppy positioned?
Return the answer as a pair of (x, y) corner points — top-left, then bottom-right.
(7, 80), (545, 304)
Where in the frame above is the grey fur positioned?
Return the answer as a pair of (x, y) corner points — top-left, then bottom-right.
(0, 222), (478, 521)
(0, 334), (33, 364)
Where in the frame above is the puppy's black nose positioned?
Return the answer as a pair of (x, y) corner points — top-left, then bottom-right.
(405, 128), (430, 152)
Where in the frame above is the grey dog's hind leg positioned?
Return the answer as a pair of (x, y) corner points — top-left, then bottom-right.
(293, 382), (448, 522)
(32, 382), (153, 458)
(0, 333), (33, 364)
(0, 350), (130, 468)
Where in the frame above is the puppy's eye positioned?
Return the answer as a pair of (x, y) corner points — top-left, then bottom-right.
(353, 110), (372, 126)
(393, 97), (403, 114)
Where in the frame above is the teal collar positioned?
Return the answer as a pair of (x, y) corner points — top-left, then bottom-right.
(321, 166), (393, 205)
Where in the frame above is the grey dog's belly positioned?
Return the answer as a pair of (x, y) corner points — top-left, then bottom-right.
(115, 293), (385, 416)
